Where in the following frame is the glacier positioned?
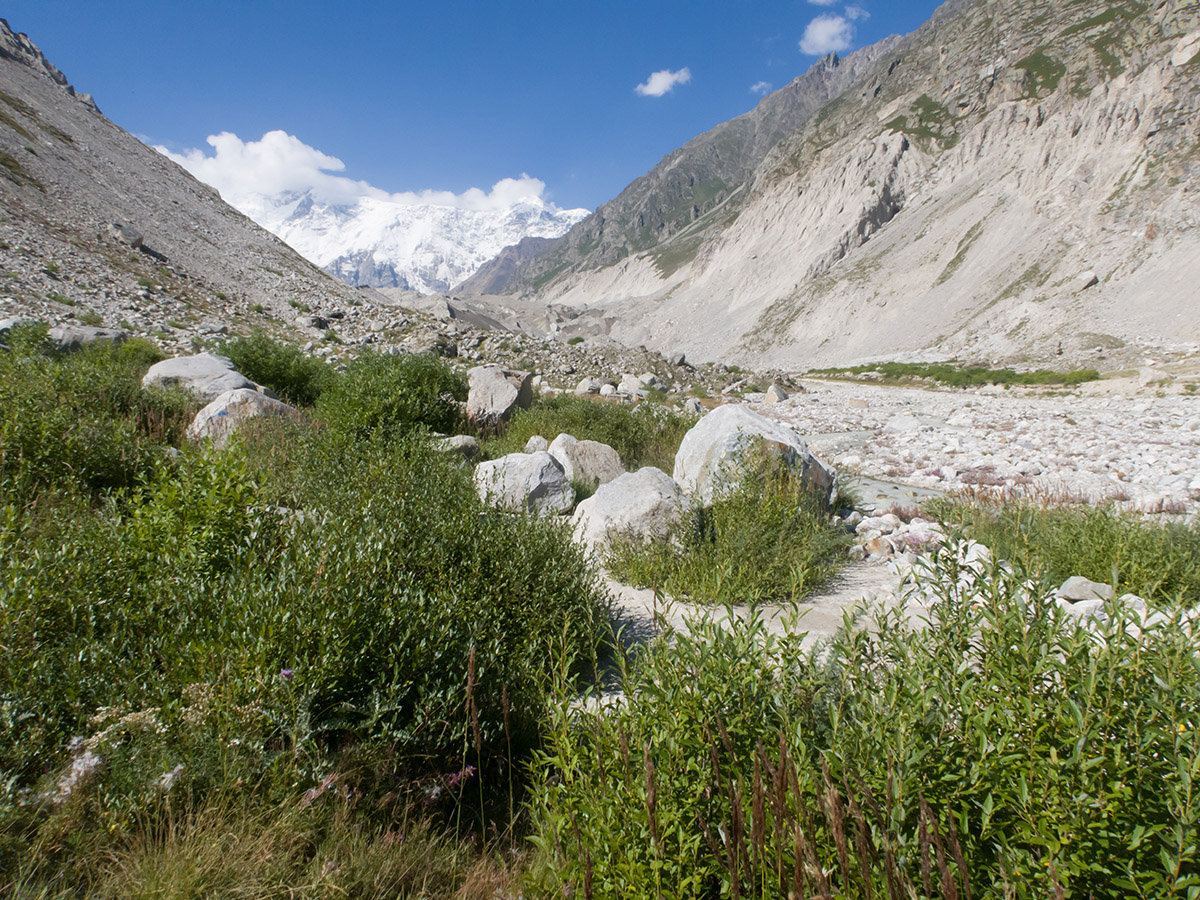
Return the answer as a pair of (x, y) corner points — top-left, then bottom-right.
(238, 189), (587, 294)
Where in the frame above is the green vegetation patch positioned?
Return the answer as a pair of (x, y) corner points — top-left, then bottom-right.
(0, 149), (43, 191)
(220, 329), (335, 407)
(809, 360), (1101, 387)
(531, 541), (1200, 898)
(884, 94), (959, 149)
(1061, 1), (1147, 37)
(1014, 50), (1067, 98)
(0, 329), (610, 891)
(605, 462), (849, 606)
(935, 220), (984, 286)
(930, 498), (1200, 604)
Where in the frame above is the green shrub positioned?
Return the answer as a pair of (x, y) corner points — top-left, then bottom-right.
(485, 395), (695, 471)
(220, 329), (334, 406)
(0, 424), (609, 799)
(316, 351), (466, 438)
(606, 464), (849, 605)
(530, 543), (1200, 898)
(810, 361), (1101, 387)
(931, 498), (1200, 604)
(0, 328), (190, 500)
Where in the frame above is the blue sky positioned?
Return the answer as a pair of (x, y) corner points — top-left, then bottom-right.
(4, 0), (941, 211)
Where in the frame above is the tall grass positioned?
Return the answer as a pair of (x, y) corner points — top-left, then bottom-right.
(931, 497), (1200, 603)
(606, 464), (850, 606)
(530, 542), (1200, 898)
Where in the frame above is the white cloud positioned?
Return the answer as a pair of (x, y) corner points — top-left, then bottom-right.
(750, 81), (773, 95)
(155, 130), (552, 213)
(799, 14), (855, 55)
(635, 67), (692, 97)
(845, 5), (870, 20)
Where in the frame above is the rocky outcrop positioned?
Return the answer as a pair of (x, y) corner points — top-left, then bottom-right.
(572, 467), (686, 551)
(47, 325), (127, 353)
(473, 451), (574, 515)
(459, 0), (1200, 375)
(673, 405), (836, 506)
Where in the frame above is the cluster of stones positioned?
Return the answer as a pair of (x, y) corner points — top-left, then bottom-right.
(759, 378), (1200, 518)
(141, 353), (302, 448)
(468, 400), (837, 557)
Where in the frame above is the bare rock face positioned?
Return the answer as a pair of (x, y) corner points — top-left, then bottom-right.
(186, 389), (299, 448)
(473, 451), (574, 516)
(673, 404), (836, 507)
(572, 467), (685, 551)
(466, 365), (533, 427)
(548, 433), (625, 491)
(142, 353), (258, 401)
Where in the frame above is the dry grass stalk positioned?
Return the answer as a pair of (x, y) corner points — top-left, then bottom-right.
(466, 645), (481, 758)
(920, 794), (959, 900)
(643, 742), (660, 854)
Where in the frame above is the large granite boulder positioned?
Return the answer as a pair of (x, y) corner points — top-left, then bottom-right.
(48, 324), (128, 353)
(548, 433), (625, 491)
(142, 353), (258, 401)
(474, 451), (574, 516)
(186, 389), (299, 448)
(673, 405), (836, 506)
(467, 365), (533, 428)
(572, 467), (685, 551)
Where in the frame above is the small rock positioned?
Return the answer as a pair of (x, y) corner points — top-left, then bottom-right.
(186, 389), (300, 448)
(47, 324), (127, 353)
(434, 434), (480, 461)
(548, 433), (625, 491)
(108, 221), (143, 249)
(467, 365), (534, 428)
(524, 435), (550, 453)
(764, 384), (789, 403)
(1055, 576), (1115, 603)
(1071, 271), (1099, 293)
(143, 353), (258, 401)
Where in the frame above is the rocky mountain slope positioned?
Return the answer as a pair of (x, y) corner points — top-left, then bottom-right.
(256, 191), (586, 294)
(0, 18), (362, 347)
(462, 0), (1200, 373)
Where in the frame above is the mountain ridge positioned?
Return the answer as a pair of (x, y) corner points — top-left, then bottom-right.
(459, 0), (1200, 372)
(0, 17), (363, 348)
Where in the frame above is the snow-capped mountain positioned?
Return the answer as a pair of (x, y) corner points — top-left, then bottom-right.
(240, 190), (588, 294)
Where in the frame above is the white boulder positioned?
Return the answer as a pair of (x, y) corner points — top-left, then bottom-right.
(186, 389), (299, 448)
(474, 452), (574, 516)
(466, 365), (533, 428)
(143, 353), (258, 401)
(572, 467), (685, 551)
(548, 433), (625, 491)
(672, 405), (836, 506)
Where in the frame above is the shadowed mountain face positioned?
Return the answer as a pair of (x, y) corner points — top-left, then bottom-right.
(0, 18), (361, 335)
(460, 0), (1200, 372)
